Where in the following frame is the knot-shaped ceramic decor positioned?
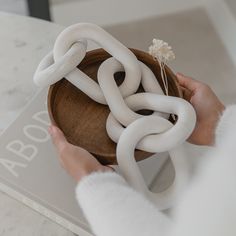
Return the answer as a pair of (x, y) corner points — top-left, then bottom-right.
(34, 23), (196, 210)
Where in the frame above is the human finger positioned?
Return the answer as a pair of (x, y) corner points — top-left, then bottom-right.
(176, 73), (200, 92)
(48, 125), (68, 153)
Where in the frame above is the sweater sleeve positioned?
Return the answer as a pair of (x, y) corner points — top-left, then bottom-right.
(215, 104), (236, 147)
(170, 105), (236, 236)
(75, 105), (236, 236)
(75, 171), (171, 236)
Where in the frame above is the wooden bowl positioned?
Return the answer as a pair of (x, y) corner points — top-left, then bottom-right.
(48, 48), (182, 165)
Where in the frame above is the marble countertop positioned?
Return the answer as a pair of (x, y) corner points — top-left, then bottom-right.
(0, 12), (63, 133)
(0, 12), (76, 236)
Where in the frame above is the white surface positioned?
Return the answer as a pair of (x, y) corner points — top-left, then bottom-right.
(51, 0), (204, 27)
(0, 12), (76, 236)
(0, 12), (63, 134)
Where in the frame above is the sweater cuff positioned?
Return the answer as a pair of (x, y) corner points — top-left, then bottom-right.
(215, 104), (236, 146)
(75, 171), (127, 202)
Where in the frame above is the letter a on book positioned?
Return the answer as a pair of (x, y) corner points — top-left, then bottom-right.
(6, 140), (38, 161)
(0, 158), (27, 177)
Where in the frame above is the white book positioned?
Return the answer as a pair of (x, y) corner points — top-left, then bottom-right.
(0, 88), (167, 235)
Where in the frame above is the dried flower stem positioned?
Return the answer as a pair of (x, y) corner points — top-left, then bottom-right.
(148, 38), (176, 120)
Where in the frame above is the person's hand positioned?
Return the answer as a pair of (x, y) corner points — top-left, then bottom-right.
(176, 73), (225, 146)
(48, 125), (112, 182)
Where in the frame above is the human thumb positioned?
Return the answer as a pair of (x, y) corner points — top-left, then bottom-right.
(48, 125), (68, 152)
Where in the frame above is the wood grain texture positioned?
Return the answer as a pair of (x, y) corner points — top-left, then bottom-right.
(48, 48), (182, 165)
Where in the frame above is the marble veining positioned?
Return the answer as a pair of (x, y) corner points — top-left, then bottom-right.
(0, 12), (62, 133)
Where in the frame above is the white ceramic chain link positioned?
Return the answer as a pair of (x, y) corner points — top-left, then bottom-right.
(34, 23), (196, 210)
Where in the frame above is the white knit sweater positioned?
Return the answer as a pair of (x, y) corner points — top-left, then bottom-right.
(76, 105), (236, 236)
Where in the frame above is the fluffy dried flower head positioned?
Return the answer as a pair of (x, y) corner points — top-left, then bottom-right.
(148, 38), (175, 62)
